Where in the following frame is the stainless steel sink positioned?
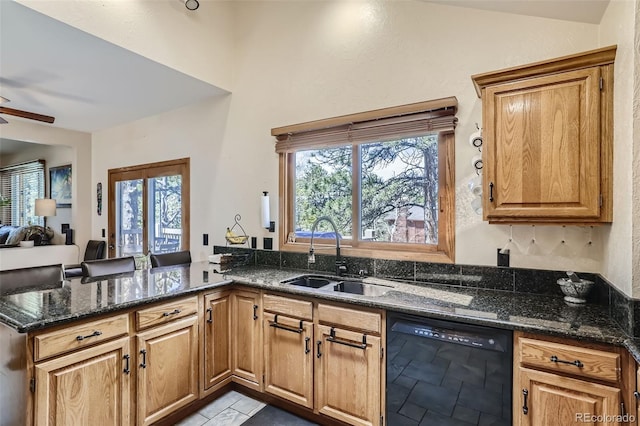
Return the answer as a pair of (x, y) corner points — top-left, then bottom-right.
(332, 281), (392, 296)
(280, 275), (336, 288)
(281, 274), (392, 296)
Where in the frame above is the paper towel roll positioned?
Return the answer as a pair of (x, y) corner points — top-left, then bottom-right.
(261, 192), (270, 228)
(469, 130), (483, 149)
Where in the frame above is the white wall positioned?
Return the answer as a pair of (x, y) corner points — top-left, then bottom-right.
(17, 0), (235, 92)
(92, 1), (606, 272)
(1, 141), (74, 243)
(42, 0), (632, 297)
(0, 120), (92, 253)
(599, 0), (638, 296)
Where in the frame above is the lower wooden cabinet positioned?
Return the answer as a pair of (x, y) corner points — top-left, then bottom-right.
(136, 315), (199, 426)
(203, 290), (232, 393)
(517, 367), (620, 425)
(513, 332), (636, 426)
(263, 312), (314, 408)
(315, 324), (381, 426)
(34, 337), (131, 426)
(232, 289), (262, 389)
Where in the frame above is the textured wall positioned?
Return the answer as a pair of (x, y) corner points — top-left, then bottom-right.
(599, 0), (636, 297)
(17, 0), (235, 91)
(87, 1), (637, 295)
(634, 0), (640, 298)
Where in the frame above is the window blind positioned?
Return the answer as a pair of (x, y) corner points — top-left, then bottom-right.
(0, 160), (45, 226)
(273, 97), (458, 153)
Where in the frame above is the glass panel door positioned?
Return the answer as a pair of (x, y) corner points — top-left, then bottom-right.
(108, 159), (190, 259)
(115, 179), (144, 257)
(148, 175), (182, 254)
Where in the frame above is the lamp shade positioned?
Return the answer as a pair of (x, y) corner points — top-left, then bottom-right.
(35, 198), (57, 217)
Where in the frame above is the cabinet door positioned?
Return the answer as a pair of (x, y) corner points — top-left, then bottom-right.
(516, 367), (620, 426)
(232, 289), (262, 388)
(315, 324), (381, 426)
(136, 316), (199, 426)
(264, 312), (314, 408)
(203, 290), (232, 391)
(483, 67), (601, 220)
(34, 337), (130, 426)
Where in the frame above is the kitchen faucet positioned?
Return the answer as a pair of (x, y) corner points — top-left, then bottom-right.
(308, 216), (347, 276)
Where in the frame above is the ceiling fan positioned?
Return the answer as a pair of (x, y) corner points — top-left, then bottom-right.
(0, 96), (55, 124)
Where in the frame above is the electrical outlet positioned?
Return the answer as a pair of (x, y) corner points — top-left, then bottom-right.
(497, 248), (510, 267)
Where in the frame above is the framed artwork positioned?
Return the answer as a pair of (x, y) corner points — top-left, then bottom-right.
(50, 165), (72, 208)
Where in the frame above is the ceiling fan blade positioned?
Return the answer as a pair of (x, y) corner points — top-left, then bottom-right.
(0, 106), (55, 123)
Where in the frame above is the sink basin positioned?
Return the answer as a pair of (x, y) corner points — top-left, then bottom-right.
(281, 275), (336, 288)
(332, 281), (391, 297)
(282, 274), (393, 296)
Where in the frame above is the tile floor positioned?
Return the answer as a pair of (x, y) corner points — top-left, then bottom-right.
(173, 390), (267, 426)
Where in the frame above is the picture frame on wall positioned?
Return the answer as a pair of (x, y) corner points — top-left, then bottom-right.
(50, 164), (72, 208)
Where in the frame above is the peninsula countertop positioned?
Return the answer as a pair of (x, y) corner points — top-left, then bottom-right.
(0, 262), (635, 357)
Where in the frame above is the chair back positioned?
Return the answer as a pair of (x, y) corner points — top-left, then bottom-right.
(83, 240), (106, 262)
(150, 250), (192, 268)
(81, 257), (136, 278)
(0, 264), (63, 295)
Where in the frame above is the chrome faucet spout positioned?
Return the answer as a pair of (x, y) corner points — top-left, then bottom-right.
(309, 216), (347, 276)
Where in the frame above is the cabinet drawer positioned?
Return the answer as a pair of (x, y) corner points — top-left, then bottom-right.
(263, 294), (312, 320)
(136, 296), (198, 331)
(518, 337), (620, 383)
(317, 303), (381, 334)
(34, 313), (130, 361)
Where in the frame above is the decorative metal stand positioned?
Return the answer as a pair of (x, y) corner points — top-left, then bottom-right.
(225, 214), (249, 246)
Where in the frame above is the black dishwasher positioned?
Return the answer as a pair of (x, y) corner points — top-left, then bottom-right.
(386, 313), (512, 426)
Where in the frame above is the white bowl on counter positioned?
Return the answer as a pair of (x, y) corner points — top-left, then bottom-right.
(19, 240), (34, 248)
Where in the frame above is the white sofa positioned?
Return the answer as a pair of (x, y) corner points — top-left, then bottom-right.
(0, 245), (79, 270)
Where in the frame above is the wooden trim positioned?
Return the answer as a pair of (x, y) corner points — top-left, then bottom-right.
(471, 45), (617, 97)
(271, 97), (458, 136)
(599, 63), (614, 222)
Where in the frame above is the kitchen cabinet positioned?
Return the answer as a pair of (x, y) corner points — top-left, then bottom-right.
(34, 337), (131, 426)
(315, 303), (384, 426)
(471, 46), (616, 224)
(232, 288), (262, 390)
(203, 290), (233, 395)
(135, 298), (199, 426)
(513, 332), (635, 426)
(263, 294), (314, 408)
(31, 313), (131, 426)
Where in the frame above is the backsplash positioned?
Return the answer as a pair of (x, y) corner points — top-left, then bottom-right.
(213, 245), (638, 338)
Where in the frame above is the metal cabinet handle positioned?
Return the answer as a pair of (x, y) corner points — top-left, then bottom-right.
(206, 307), (213, 323)
(489, 182), (494, 202)
(522, 389), (529, 415)
(269, 315), (303, 333)
(326, 327), (367, 349)
(140, 349), (147, 368)
(162, 309), (181, 317)
(123, 354), (130, 374)
(550, 355), (583, 368)
(253, 304), (258, 320)
(76, 330), (102, 341)
(316, 341), (322, 358)
(305, 337), (311, 354)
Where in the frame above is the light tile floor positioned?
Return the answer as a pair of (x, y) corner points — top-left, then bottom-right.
(174, 391), (267, 426)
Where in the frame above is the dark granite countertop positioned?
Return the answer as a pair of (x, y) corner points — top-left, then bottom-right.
(1, 262), (637, 361)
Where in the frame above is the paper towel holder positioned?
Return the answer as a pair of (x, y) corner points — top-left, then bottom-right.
(262, 191), (276, 232)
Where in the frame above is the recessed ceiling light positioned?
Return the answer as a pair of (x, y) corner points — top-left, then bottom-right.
(185, 0), (199, 11)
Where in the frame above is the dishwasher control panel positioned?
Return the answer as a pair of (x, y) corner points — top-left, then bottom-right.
(391, 320), (507, 352)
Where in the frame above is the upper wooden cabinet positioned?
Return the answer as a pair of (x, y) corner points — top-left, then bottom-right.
(471, 46), (616, 223)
